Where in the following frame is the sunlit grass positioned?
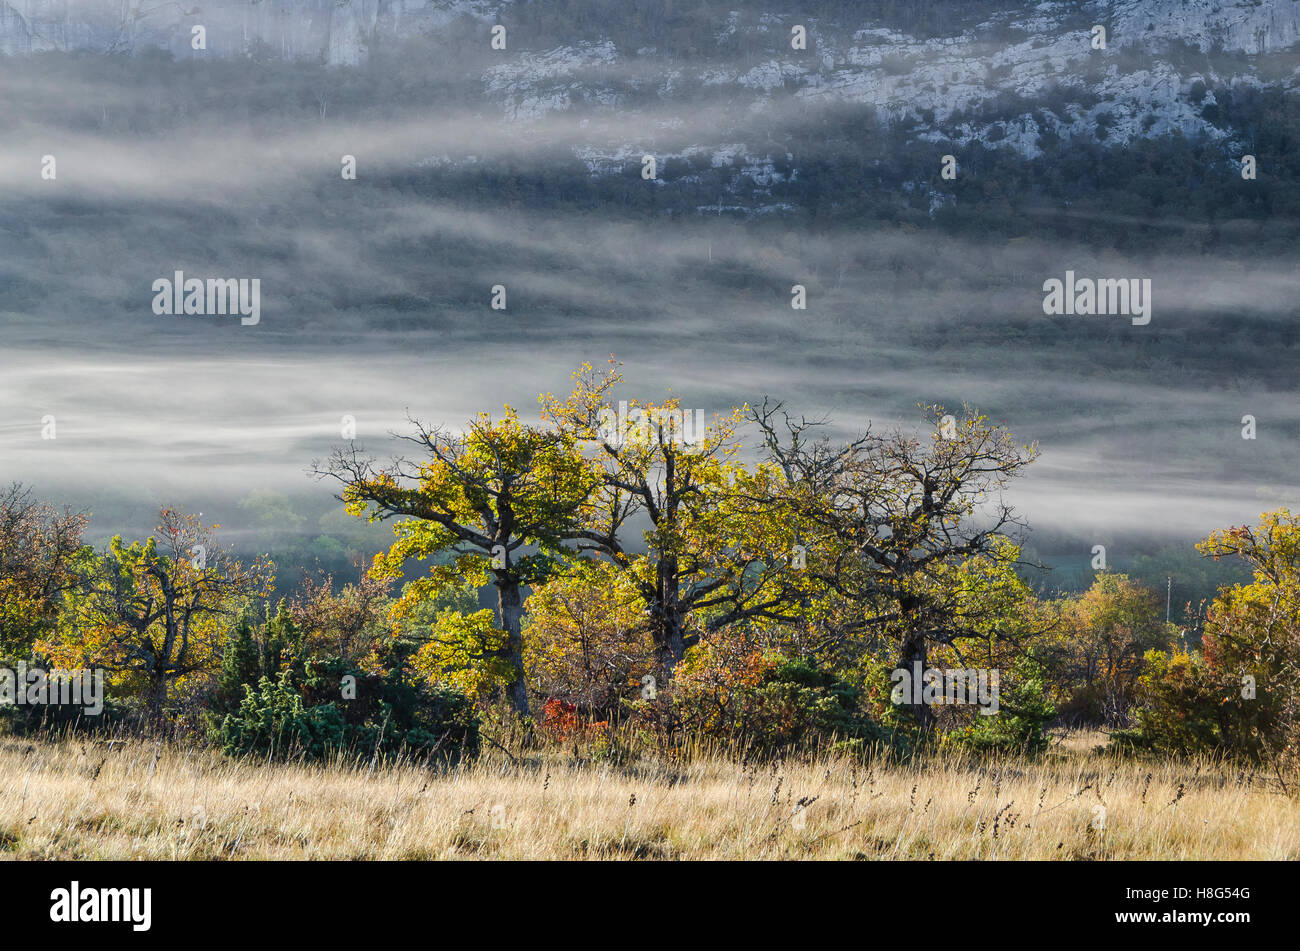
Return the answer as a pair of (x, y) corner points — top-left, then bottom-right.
(0, 733), (1294, 860)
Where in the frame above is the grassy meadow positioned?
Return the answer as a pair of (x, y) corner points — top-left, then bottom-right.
(1, 731), (1295, 861)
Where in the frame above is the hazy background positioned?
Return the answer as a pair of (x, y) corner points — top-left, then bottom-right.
(1, 0), (1297, 604)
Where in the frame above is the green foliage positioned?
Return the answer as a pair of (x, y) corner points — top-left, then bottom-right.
(1035, 573), (1176, 726)
(263, 601), (306, 681)
(1126, 649), (1240, 757)
(218, 656), (480, 765)
(948, 656), (1056, 755)
(218, 670), (345, 761)
(210, 613), (262, 719)
(1123, 510), (1300, 761)
(0, 660), (129, 736)
(304, 656), (482, 763)
(0, 485), (90, 657)
(677, 653), (898, 756)
(205, 604), (307, 735)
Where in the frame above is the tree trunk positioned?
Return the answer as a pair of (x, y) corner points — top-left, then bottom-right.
(497, 577), (531, 717)
(147, 671), (169, 732)
(896, 629), (933, 732)
(651, 611), (688, 682)
(650, 556), (688, 681)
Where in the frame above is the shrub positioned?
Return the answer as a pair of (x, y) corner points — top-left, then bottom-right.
(218, 671), (345, 761)
(219, 656), (480, 764)
(537, 697), (607, 746)
(1125, 648), (1266, 759)
(1037, 573), (1175, 727)
(675, 647), (896, 755)
(948, 656), (1057, 754)
(0, 660), (130, 737)
(1123, 510), (1300, 762)
(523, 560), (654, 719)
(209, 613), (262, 720)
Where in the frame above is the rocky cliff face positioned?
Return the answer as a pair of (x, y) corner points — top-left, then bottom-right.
(3, 0), (1295, 174)
(4, 1), (1297, 62)
(1112, 0), (1300, 54)
(0, 0), (491, 62)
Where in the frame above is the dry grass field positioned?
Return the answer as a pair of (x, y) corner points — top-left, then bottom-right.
(1, 732), (1295, 860)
